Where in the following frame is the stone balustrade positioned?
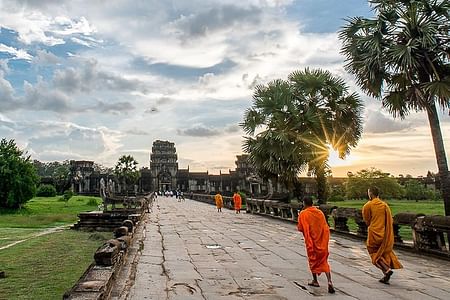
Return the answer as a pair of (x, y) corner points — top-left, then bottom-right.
(190, 194), (450, 259)
(413, 215), (450, 256)
(64, 219), (137, 300)
(393, 212), (425, 243)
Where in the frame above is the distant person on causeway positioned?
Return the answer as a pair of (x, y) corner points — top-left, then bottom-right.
(232, 191), (242, 214)
(215, 192), (223, 212)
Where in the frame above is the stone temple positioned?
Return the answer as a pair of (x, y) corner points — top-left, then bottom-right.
(70, 140), (278, 197)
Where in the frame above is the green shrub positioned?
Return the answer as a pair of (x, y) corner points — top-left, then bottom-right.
(61, 190), (74, 205)
(36, 184), (57, 197)
(329, 194), (346, 202)
(86, 198), (98, 206)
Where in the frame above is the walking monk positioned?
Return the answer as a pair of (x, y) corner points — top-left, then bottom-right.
(215, 192), (223, 212)
(232, 192), (242, 214)
(297, 196), (335, 293)
(363, 186), (402, 284)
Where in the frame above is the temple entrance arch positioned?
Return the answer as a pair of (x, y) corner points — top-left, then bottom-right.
(158, 171), (172, 191)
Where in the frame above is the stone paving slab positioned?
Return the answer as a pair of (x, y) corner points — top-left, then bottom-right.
(128, 196), (450, 300)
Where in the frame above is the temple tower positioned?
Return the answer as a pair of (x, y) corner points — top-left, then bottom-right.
(150, 140), (178, 191)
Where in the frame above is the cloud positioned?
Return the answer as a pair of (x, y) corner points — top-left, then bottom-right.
(21, 120), (123, 163)
(89, 100), (135, 114)
(32, 49), (60, 65)
(0, 3), (95, 46)
(52, 58), (148, 94)
(0, 70), (18, 110)
(177, 123), (240, 137)
(0, 43), (32, 60)
(0, 59), (10, 72)
(167, 5), (262, 40)
(364, 110), (412, 133)
(23, 80), (71, 112)
(0, 57), (148, 113)
(125, 129), (150, 136)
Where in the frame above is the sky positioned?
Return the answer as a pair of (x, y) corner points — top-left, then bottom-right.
(0, 0), (448, 177)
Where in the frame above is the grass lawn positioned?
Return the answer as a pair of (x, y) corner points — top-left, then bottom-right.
(0, 228), (42, 248)
(0, 230), (110, 300)
(0, 196), (109, 299)
(328, 199), (444, 216)
(327, 199), (445, 241)
(0, 196), (101, 229)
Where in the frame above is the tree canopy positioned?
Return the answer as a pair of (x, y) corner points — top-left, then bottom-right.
(114, 155), (140, 195)
(345, 168), (405, 199)
(0, 139), (39, 209)
(340, 0), (450, 214)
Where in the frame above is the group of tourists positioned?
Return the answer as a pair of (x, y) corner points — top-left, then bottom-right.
(297, 186), (402, 293)
(214, 191), (242, 213)
(156, 189), (185, 201)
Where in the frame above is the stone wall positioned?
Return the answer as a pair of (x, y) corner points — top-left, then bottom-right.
(63, 219), (140, 300)
(64, 195), (154, 299)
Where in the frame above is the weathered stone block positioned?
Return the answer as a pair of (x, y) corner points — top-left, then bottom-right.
(413, 216), (449, 251)
(114, 226), (129, 238)
(117, 235), (132, 250)
(94, 239), (121, 266)
(122, 219), (134, 232)
(393, 213), (424, 243)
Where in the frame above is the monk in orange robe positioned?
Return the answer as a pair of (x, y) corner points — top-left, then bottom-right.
(215, 192), (223, 212)
(363, 186), (402, 284)
(232, 192), (242, 214)
(297, 196), (335, 293)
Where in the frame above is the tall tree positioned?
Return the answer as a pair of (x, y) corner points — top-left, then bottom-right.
(242, 69), (363, 203)
(289, 69), (364, 203)
(114, 155), (140, 196)
(340, 0), (450, 215)
(242, 79), (309, 198)
(0, 139), (39, 209)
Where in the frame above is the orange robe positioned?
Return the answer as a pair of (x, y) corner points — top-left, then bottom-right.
(215, 194), (223, 209)
(233, 193), (242, 210)
(362, 198), (402, 270)
(297, 206), (331, 274)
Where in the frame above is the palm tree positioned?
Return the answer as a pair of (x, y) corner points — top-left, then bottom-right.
(339, 0), (450, 215)
(289, 69), (364, 203)
(114, 155), (140, 196)
(242, 69), (364, 203)
(242, 80), (309, 198)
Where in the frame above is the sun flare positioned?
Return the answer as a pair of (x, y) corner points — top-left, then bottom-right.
(328, 147), (356, 167)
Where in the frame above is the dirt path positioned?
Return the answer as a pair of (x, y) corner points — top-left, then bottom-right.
(0, 225), (68, 251)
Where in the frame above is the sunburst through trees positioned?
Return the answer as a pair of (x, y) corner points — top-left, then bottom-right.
(241, 68), (363, 203)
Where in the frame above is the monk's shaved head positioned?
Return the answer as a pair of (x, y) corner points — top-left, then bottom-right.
(303, 196), (313, 207)
(368, 186), (380, 199)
